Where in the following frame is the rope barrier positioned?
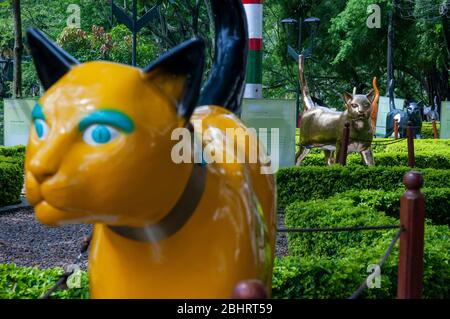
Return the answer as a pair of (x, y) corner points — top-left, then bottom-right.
(348, 227), (404, 299)
(277, 225), (399, 233)
(370, 138), (407, 145)
(296, 137), (408, 149)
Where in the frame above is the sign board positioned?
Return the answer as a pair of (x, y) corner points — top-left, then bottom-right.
(375, 96), (405, 137)
(241, 99), (296, 169)
(441, 101), (450, 139)
(3, 99), (36, 146)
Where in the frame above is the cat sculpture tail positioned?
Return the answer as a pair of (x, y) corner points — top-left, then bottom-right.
(297, 55), (315, 112)
(197, 0), (247, 115)
(371, 77), (380, 133)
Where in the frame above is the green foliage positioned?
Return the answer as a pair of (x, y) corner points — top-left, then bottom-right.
(276, 166), (450, 208)
(301, 151), (450, 169)
(1, 0), (448, 103)
(0, 159), (23, 206)
(0, 146), (25, 206)
(382, 138), (450, 153)
(262, 0), (448, 105)
(285, 199), (398, 257)
(422, 122), (441, 139)
(275, 200), (450, 299)
(0, 264), (89, 299)
(273, 225), (450, 299)
(0, 145), (26, 158)
(335, 188), (450, 227)
(57, 25), (157, 67)
(296, 133), (449, 154)
(1, 0), (214, 98)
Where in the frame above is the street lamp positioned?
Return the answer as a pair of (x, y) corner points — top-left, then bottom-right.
(281, 16), (320, 126)
(303, 17), (320, 57)
(281, 18), (301, 61)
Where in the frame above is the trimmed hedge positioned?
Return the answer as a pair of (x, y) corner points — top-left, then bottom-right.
(422, 121), (440, 139)
(296, 132), (449, 154)
(0, 264), (89, 299)
(275, 199), (450, 298)
(0, 145), (26, 158)
(0, 161), (23, 206)
(285, 199), (398, 257)
(276, 166), (450, 208)
(383, 138), (450, 153)
(273, 224), (450, 299)
(301, 152), (450, 169)
(0, 146), (26, 206)
(339, 188), (450, 226)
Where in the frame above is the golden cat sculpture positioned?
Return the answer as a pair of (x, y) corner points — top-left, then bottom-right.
(25, 0), (276, 299)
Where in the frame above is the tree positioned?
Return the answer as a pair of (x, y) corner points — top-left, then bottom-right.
(12, 0), (23, 98)
(263, 0), (449, 109)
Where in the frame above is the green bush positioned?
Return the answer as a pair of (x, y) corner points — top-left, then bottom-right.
(276, 166), (450, 208)
(301, 151), (450, 169)
(0, 161), (23, 206)
(273, 224), (450, 299)
(339, 188), (450, 226)
(296, 132), (449, 154)
(285, 199), (398, 257)
(0, 264), (89, 299)
(422, 122), (440, 139)
(0, 155), (21, 164)
(0, 145), (26, 158)
(276, 199), (450, 298)
(383, 138), (450, 153)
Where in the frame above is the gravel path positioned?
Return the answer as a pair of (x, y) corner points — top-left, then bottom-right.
(0, 208), (91, 269)
(0, 207), (288, 269)
(276, 212), (289, 257)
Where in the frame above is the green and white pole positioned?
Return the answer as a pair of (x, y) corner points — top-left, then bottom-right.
(243, 0), (263, 99)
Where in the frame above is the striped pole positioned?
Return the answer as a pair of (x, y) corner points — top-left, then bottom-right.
(242, 0), (263, 99)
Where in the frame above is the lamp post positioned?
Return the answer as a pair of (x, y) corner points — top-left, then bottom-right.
(281, 16), (320, 127)
(111, 0), (162, 66)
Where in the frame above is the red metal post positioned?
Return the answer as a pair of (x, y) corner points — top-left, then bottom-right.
(394, 119), (399, 140)
(397, 171), (425, 299)
(432, 119), (438, 139)
(407, 121), (415, 168)
(338, 122), (350, 166)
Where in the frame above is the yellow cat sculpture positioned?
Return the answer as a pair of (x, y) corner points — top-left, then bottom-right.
(25, 0), (276, 299)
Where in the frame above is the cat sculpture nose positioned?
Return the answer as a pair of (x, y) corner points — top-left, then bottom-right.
(29, 158), (57, 184)
(29, 146), (62, 183)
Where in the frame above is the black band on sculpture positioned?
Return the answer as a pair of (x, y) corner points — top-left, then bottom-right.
(109, 162), (207, 242)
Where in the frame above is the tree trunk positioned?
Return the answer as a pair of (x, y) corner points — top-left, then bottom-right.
(442, 1), (450, 56)
(425, 66), (449, 115)
(387, 0), (397, 108)
(12, 0), (23, 99)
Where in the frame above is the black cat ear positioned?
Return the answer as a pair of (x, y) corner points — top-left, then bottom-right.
(143, 38), (205, 121)
(27, 28), (79, 90)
